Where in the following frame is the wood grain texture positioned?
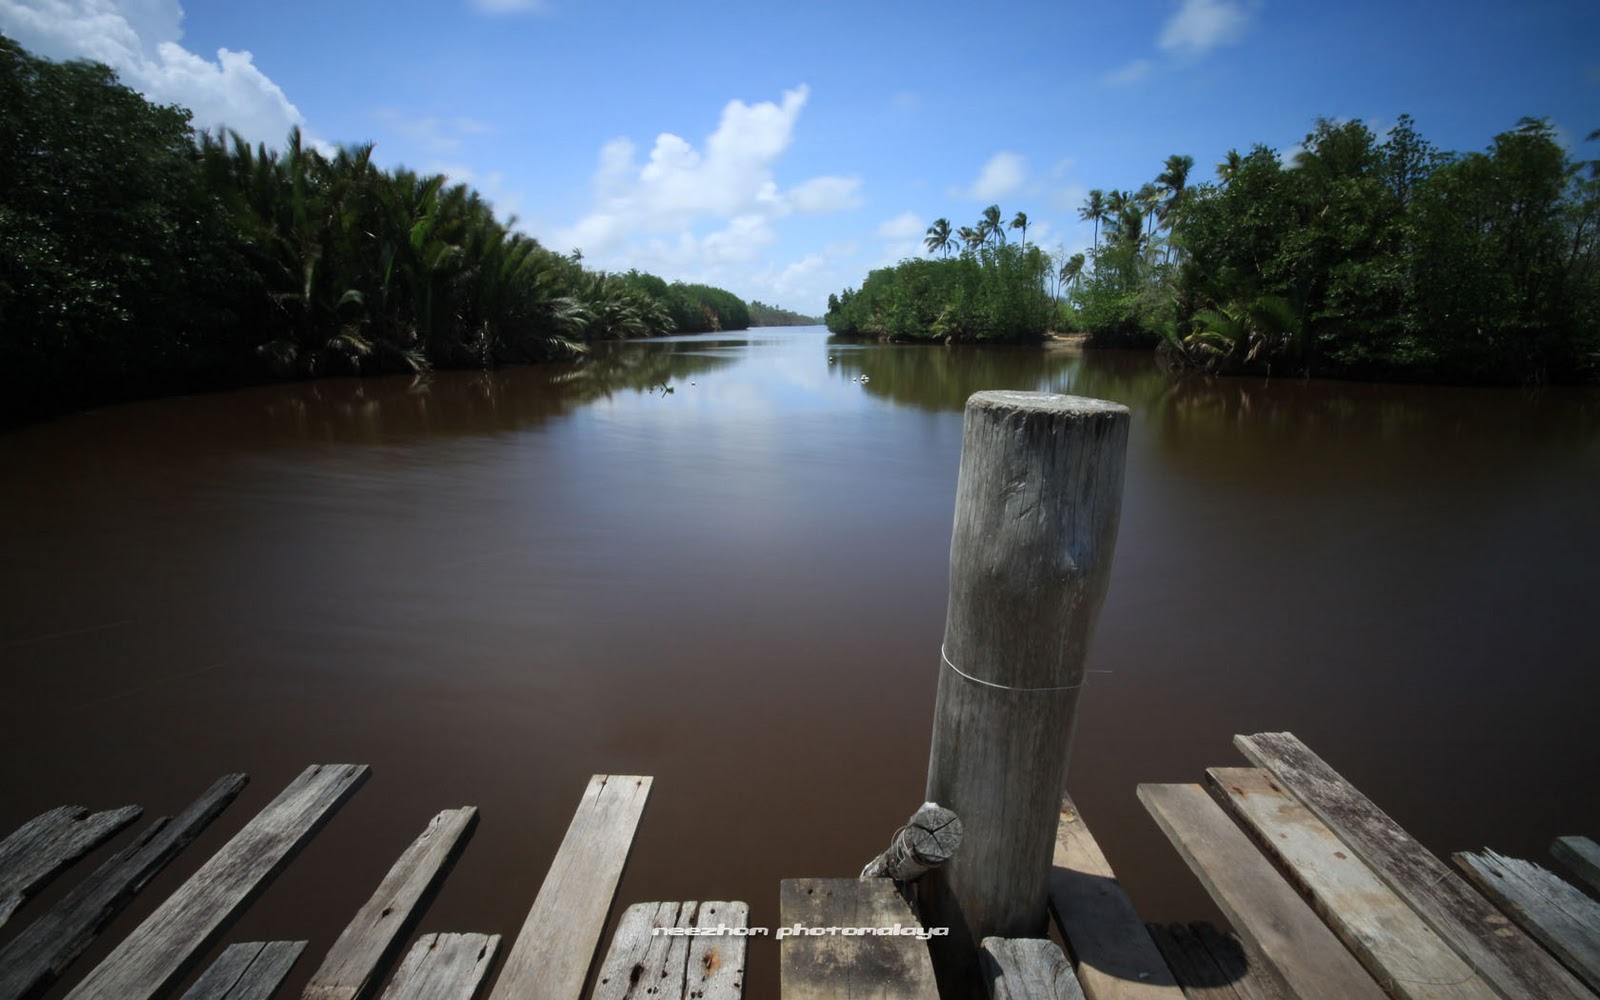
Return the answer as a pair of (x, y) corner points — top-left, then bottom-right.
(377, 934), (498, 1000)
(1454, 849), (1600, 993)
(303, 807), (478, 1000)
(1553, 837), (1600, 896)
(1137, 783), (1385, 1000)
(981, 937), (1086, 1000)
(1047, 795), (1182, 1000)
(862, 803), (963, 881)
(925, 391), (1129, 989)
(487, 774), (651, 1000)
(592, 900), (748, 1000)
(1207, 767), (1498, 1000)
(779, 878), (938, 1000)
(1235, 732), (1593, 1000)
(0, 804), (142, 927)
(0, 774), (247, 1000)
(1144, 924), (1249, 1000)
(180, 941), (306, 1000)
(64, 764), (369, 1000)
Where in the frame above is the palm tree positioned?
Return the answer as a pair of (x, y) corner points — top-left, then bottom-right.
(1216, 149), (1242, 185)
(1156, 154), (1194, 263)
(1059, 252), (1085, 289)
(1136, 183), (1162, 240)
(1078, 190), (1106, 252)
(982, 204), (1006, 245)
(957, 226), (982, 253)
(924, 218), (954, 257)
(1010, 211), (1029, 249)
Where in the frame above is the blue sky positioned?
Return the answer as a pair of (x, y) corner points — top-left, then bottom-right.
(3, 0), (1596, 314)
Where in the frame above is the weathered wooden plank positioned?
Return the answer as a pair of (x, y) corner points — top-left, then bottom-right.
(982, 937), (1086, 1000)
(1144, 924), (1247, 1000)
(487, 774), (652, 1000)
(1207, 767), (1499, 1000)
(1235, 732), (1593, 1000)
(0, 804), (142, 927)
(1454, 849), (1600, 993)
(65, 764), (369, 1000)
(1187, 924), (1286, 1000)
(1047, 795), (1182, 1000)
(779, 878), (939, 1000)
(1553, 837), (1600, 896)
(0, 774), (248, 1000)
(1137, 783), (1385, 1000)
(181, 941), (306, 1000)
(303, 807), (478, 1000)
(376, 934), (498, 1000)
(590, 901), (749, 1000)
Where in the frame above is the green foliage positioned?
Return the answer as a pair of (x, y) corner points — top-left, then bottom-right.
(747, 300), (821, 326)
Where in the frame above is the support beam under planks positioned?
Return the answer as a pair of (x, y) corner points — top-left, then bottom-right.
(1207, 767), (1498, 1000)
(1553, 837), (1600, 896)
(1137, 783), (1386, 1000)
(64, 764), (369, 1000)
(0, 804), (142, 927)
(377, 934), (499, 1000)
(1047, 795), (1182, 1000)
(303, 807), (478, 1000)
(180, 941), (306, 1000)
(1235, 732), (1594, 1000)
(487, 774), (652, 1000)
(0, 774), (247, 1000)
(1454, 849), (1600, 994)
(779, 878), (939, 1000)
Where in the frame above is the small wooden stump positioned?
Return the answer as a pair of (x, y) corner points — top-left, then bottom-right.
(861, 803), (963, 881)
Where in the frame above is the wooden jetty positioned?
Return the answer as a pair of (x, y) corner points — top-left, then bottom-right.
(4, 393), (1596, 999)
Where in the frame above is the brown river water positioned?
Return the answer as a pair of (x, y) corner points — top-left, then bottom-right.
(2, 327), (1597, 997)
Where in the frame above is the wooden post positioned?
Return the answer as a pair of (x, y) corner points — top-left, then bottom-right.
(923, 391), (1128, 991)
(861, 802), (963, 881)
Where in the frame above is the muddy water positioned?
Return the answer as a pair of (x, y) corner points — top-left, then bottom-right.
(2, 328), (1597, 996)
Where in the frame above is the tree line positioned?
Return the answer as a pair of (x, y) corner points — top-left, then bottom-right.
(825, 205), (1055, 342)
(0, 35), (754, 424)
(1067, 116), (1600, 384)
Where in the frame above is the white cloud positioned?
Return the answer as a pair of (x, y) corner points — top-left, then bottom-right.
(1104, 58), (1152, 86)
(1157, 0), (1252, 55)
(875, 211), (925, 240)
(0, 0), (308, 147)
(787, 176), (864, 213)
(957, 151), (1028, 201)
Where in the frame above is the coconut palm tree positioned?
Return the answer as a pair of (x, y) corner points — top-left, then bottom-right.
(1156, 154), (1194, 263)
(957, 226), (982, 253)
(982, 204), (1006, 245)
(1010, 211), (1029, 248)
(1217, 149), (1242, 185)
(924, 218), (954, 257)
(1059, 253), (1085, 289)
(1078, 190), (1106, 253)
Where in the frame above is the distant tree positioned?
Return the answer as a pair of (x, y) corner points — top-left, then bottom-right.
(1010, 210), (1029, 248)
(1079, 190), (1107, 252)
(925, 217), (955, 257)
(982, 204), (1006, 245)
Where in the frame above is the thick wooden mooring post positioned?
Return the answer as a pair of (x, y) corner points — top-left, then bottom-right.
(923, 391), (1129, 990)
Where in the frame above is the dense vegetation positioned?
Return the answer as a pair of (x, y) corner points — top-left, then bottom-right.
(825, 206), (1055, 342)
(747, 300), (822, 326)
(1067, 116), (1600, 384)
(0, 36), (754, 424)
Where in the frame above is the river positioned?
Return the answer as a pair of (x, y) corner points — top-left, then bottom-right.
(2, 327), (1597, 995)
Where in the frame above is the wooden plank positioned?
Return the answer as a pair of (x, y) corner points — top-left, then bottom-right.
(0, 774), (248, 1000)
(487, 774), (652, 1000)
(1047, 795), (1182, 1000)
(981, 937), (1087, 1000)
(377, 934), (498, 1000)
(1188, 924), (1285, 1000)
(1207, 767), (1499, 1000)
(591, 901), (749, 1000)
(1553, 837), (1600, 896)
(1144, 924), (1248, 1000)
(181, 941), (306, 1000)
(65, 764), (369, 1000)
(1137, 783), (1385, 1000)
(0, 804), (142, 926)
(1235, 732), (1594, 1000)
(779, 878), (939, 999)
(1455, 849), (1600, 993)
(303, 807), (478, 1000)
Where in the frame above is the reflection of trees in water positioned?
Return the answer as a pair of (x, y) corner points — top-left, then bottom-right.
(250, 340), (739, 445)
(827, 341), (1170, 412)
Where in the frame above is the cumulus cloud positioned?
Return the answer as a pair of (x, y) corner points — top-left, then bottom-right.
(957, 152), (1028, 201)
(0, 0), (308, 147)
(1158, 0), (1252, 55)
(554, 84), (861, 272)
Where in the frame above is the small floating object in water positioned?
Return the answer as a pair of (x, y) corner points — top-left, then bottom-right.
(852, 376), (859, 382)
(690, 381), (696, 386)
(860, 375), (870, 383)
(828, 356), (836, 363)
